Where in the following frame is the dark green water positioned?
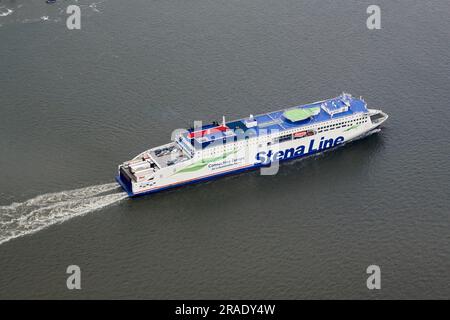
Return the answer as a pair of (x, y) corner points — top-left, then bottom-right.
(0, 0), (449, 298)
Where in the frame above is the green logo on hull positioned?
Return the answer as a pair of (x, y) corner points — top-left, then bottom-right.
(344, 124), (359, 132)
(174, 150), (238, 175)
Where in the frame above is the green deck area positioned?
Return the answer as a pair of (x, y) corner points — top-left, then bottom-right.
(283, 107), (321, 122)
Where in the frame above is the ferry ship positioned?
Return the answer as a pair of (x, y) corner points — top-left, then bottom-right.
(116, 93), (388, 197)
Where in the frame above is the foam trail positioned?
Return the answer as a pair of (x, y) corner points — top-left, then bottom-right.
(0, 183), (127, 245)
(0, 9), (14, 17)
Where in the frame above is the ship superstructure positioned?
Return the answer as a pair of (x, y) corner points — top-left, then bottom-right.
(116, 93), (388, 197)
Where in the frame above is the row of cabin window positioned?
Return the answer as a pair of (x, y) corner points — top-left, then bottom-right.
(273, 115), (368, 137)
(317, 117), (368, 133)
(318, 117), (365, 130)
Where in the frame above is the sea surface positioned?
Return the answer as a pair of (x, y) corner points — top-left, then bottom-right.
(0, 0), (449, 299)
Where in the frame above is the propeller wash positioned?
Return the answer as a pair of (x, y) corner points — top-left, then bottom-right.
(0, 183), (127, 245)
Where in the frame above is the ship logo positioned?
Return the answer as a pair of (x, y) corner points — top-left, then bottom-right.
(256, 136), (344, 164)
(174, 150), (238, 174)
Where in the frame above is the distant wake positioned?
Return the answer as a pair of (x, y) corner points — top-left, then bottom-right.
(0, 183), (127, 245)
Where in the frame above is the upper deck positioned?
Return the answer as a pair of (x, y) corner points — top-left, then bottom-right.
(178, 93), (368, 150)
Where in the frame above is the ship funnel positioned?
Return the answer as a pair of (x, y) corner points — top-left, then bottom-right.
(222, 115), (226, 126)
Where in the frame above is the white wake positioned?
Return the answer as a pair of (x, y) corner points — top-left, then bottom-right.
(0, 183), (127, 245)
